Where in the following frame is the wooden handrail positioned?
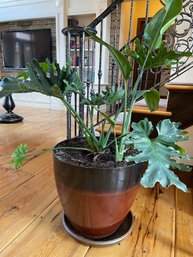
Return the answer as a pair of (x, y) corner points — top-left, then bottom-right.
(88, 0), (124, 28)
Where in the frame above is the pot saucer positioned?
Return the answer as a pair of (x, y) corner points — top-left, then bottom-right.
(62, 211), (134, 246)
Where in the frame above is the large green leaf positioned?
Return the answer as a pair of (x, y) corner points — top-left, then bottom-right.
(144, 45), (192, 69)
(85, 29), (132, 81)
(125, 119), (192, 192)
(144, 0), (182, 50)
(0, 77), (35, 98)
(26, 60), (52, 95)
(125, 39), (192, 69)
(0, 59), (83, 99)
(143, 89), (160, 111)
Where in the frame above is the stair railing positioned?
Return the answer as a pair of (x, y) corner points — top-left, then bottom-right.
(62, 0), (124, 138)
(62, 0), (193, 139)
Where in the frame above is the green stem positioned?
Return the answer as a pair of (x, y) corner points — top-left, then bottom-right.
(106, 131), (131, 149)
(60, 97), (100, 151)
(117, 48), (153, 162)
(116, 79), (128, 162)
(26, 146), (93, 158)
(90, 106), (95, 135)
(102, 101), (124, 148)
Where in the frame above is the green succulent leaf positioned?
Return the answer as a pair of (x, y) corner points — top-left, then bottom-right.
(144, 0), (183, 50)
(82, 86), (125, 107)
(85, 29), (132, 81)
(16, 71), (29, 80)
(9, 144), (28, 170)
(125, 118), (192, 192)
(82, 93), (105, 106)
(103, 86), (125, 105)
(143, 89), (160, 111)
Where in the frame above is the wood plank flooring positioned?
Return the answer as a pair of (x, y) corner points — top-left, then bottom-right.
(0, 106), (192, 257)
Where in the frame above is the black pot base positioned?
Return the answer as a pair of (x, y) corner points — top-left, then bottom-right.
(62, 211), (134, 246)
(0, 112), (23, 123)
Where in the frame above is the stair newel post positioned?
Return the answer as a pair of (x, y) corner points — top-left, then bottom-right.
(66, 30), (72, 139)
(86, 37), (91, 127)
(79, 30), (86, 136)
(0, 95), (23, 124)
(74, 34), (78, 136)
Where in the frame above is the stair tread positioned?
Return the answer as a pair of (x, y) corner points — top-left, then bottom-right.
(96, 124), (125, 135)
(135, 98), (168, 109)
(164, 84), (193, 91)
(96, 107), (172, 135)
(132, 106), (172, 116)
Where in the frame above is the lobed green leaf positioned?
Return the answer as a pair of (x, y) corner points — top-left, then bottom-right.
(125, 118), (191, 192)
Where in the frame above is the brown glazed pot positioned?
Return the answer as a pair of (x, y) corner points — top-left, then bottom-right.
(53, 139), (143, 239)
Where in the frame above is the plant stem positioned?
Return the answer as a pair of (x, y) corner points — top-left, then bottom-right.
(28, 146), (93, 157)
(60, 97), (100, 151)
(102, 101), (124, 148)
(116, 79), (129, 162)
(116, 49), (153, 162)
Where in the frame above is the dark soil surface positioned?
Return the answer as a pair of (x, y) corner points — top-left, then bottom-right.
(54, 138), (138, 169)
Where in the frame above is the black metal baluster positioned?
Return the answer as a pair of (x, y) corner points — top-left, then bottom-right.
(86, 37), (91, 127)
(97, 21), (103, 122)
(74, 34), (78, 136)
(142, 0), (150, 91)
(111, 4), (119, 112)
(91, 39), (96, 97)
(66, 31), (72, 140)
(144, 70), (149, 90)
(127, 0), (135, 97)
(79, 30), (86, 136)
(127, 0), (134, 46)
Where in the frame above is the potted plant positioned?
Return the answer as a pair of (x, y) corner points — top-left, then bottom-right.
(0, 0), (192, 243)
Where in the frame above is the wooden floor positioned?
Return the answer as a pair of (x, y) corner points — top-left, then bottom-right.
(0, 106), (193, 257)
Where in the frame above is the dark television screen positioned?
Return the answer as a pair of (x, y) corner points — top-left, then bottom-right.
(1, 29), (52, 69)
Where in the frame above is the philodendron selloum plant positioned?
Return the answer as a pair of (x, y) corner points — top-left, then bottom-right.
(0, 0), (192, 192)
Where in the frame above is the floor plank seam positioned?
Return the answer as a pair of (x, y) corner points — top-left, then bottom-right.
(0, 174), (35, 199)
(0, 162), (54, 199)
(22, 161), (53, 176)
(173, 188), (177, 257)
(84, 246), (94, 257)
(0, 197), (59, 254)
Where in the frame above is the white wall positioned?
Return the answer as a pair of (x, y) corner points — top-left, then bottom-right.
(0, 0), (67, 109)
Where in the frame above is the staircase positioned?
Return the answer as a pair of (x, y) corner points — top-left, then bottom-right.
(107, 85), (193, 135)
(164, 84), (193, 128)
(63, 0), (193, 138)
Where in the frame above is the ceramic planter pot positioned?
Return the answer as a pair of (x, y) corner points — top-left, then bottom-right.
(53, 139), (143, 239)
